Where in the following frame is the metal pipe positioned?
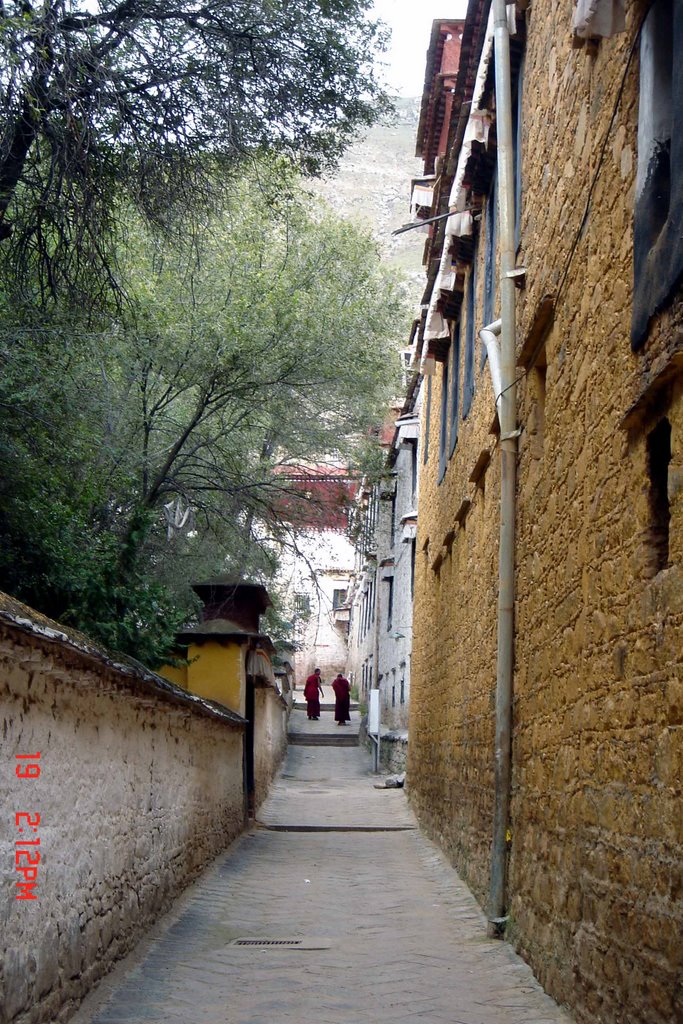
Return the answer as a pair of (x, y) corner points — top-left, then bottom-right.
(372, 554), (382, 772)
(488, 0), (518, 938)
(479, 319), (503, 411)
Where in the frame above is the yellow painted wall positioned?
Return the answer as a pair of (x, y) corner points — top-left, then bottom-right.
(159, 662), (188, 688)
(187, 642), (244, 715)
(160, 641), (245, 716)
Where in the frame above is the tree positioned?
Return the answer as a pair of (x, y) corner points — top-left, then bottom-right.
(0, 163), (406, 662)
(0, 0), (389, 300)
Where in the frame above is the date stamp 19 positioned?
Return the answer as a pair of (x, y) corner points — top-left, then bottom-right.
(15, 752), (41, 901)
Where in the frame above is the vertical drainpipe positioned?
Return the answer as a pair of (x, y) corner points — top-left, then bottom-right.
(372, 548), (382, 772)
(488, 0), (518, 937)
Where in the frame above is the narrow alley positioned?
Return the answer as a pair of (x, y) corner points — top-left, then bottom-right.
(70, 691), (571, 1024)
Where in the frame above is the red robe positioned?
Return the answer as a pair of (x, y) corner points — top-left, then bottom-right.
(304, 674), (322, 718)
(332, 676), (351, 723)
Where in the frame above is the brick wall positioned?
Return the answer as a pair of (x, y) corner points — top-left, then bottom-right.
(0, 598), (245, 1024)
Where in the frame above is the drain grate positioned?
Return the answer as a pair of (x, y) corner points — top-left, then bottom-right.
(230, 937), (332, 950)
(233, 939), (302, 946)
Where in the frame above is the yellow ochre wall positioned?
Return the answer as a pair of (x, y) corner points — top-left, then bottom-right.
(160, 641), (245, 716)
(408, 3), (682, 1024)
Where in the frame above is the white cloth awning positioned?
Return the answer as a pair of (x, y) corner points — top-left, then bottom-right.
(572, 0), (625, 39)
(411, 184), (435, 213)
(424, 308), (449, 342)
(445, 210), (473, 240)
(401, 522), (417, 542)
(447, 8), (497, 212)
(420, 7), (509, 376)
(396, 416), (420, 441)
(464, 109), (493, 148)
(420, 354), (436, 376)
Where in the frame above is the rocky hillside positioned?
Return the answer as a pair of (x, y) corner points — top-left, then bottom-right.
(315, 97), (425, 291)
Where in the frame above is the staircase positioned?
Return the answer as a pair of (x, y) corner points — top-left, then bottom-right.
(289, 686), (361, 748)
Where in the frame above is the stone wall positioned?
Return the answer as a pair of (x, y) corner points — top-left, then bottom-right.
(509, 4), (682, 1020)
(253, 687), (288, 810)
(408, 2), (682, 1023)
(379, 733), (408, 774)
(408, 319), (501, 904)
(0, 595), (245, 1024)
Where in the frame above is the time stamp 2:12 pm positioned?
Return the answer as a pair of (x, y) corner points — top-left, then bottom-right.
(14, 752), (41, 900)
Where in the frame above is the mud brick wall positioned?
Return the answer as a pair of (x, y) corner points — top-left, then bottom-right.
(409, 2), (682, 1022)
(253, 687), (288, 810)
(0, 599), (245, 1024)
(408, 322), (501, 906)
(511, 3), (682, 1021)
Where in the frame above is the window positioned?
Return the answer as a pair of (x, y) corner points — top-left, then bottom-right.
(438, 349), (450, 482)
(646, 417), (672, 576)
(400, 668), (405, 705)
(462, 257), (477, 419)
(385, 576), (394, 631)
(632, 0), (682, 349)
(294, 592), (310, 616)
(482, 171), (497, 369)
(449, 322), (461, 456)
(389, 491), (397, 547)
(513, 61), (523, 249)
(410, 539), (416, 598)
(408, 438), (418, 503)
(530, 351), (547, 456)
(332, 588), (347, 609)
(423, 376), (432, 465)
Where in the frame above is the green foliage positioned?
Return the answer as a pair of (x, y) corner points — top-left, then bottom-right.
(0, 0), (390, 302)
(0, 159), (407, 664)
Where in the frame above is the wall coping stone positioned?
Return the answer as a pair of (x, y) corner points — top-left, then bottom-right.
(0, 591), (246, 728)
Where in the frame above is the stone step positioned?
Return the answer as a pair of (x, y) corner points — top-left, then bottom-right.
(293, 702), (360, 712)
(288, 732), (359, 747)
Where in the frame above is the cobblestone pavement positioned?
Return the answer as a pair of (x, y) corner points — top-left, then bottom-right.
(72, 727), (573, 1024)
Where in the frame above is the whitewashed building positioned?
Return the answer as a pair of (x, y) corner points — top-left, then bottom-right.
(274, 466), (356, 689)
(346, 395), (421, 768)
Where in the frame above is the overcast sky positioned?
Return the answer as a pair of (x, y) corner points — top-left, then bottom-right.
(371, 0), (468, 97)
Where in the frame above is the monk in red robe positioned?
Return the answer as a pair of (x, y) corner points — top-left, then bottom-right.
(304, 668), (324, 720)
(332, 672), (351, 725)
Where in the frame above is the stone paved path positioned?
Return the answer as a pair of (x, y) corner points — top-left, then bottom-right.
(71, 723), (573, 1024)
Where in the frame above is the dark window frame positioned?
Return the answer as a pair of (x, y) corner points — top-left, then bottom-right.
(449, 322), (461, 457)
(462, 256), (478, 419)
(423, 376), (432, 465)
(646, 417), (672, 575)
(512, 56), (524, 249)
(385, 576), (394, 631)
(482, 169), (497, 368)
(632, 0), (683, 349)
(438, 348), (450, 483)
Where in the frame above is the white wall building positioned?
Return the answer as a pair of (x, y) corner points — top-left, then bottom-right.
(346, 399), (421, 768)
(273, 466), (356, 689)
(287, 527), (354, 688)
